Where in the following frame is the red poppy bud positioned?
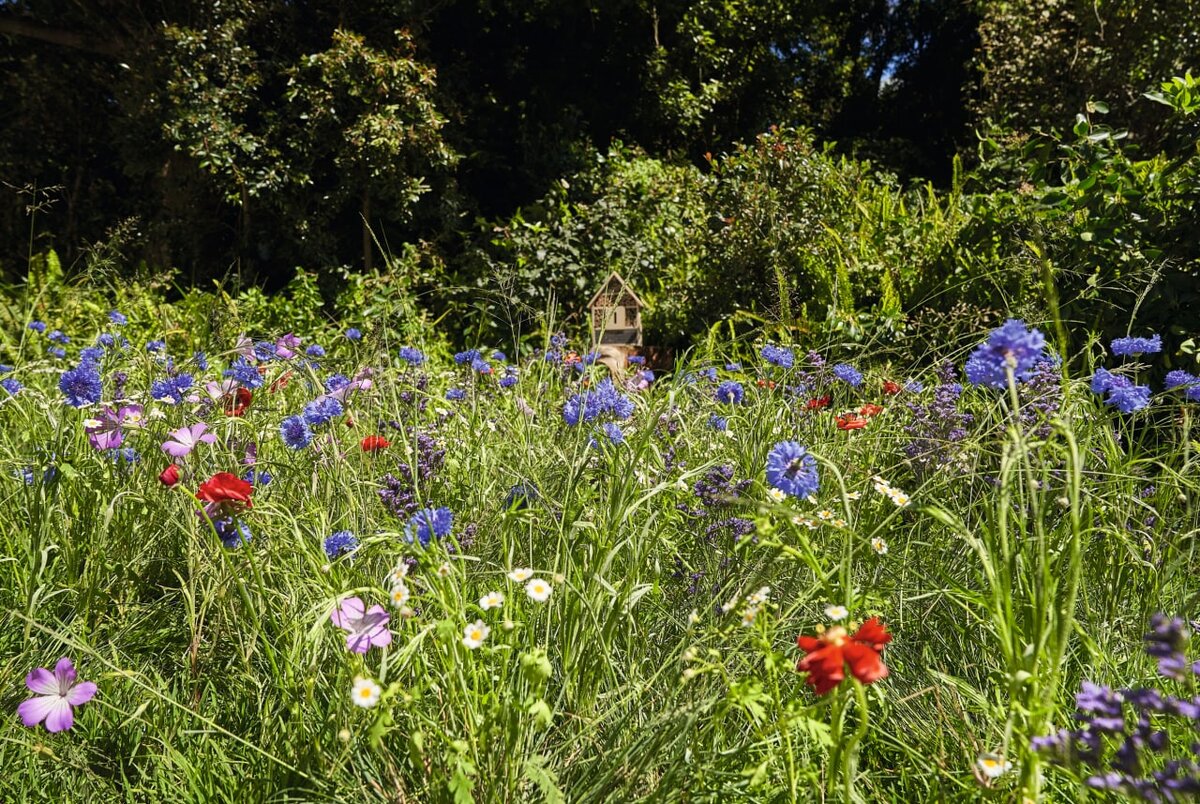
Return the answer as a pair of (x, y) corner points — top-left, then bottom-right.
(361, 435), (390, 452)
(159, 465), (180, 487)
(882, 380), (901, 396)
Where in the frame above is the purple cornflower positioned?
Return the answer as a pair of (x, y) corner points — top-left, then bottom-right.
(108, 310), (128, 325)
(761, 344), (795, 369)
(398, 346), (425, 365)
(964, 319), (1047, 388)
(223, 358), (263, 390)
(161, 423), (217, 458)
(405, 506), (453, 547)
(18, 657), (96, 732)
(1, 378), (22, 395)
(280, 415), (313, 449)
(345, 328), (362, 341)
(303, 396), (344, 427)
(59, 362), (102, 407)
(765, 441), (819, 498)
(27, 321), (47, 334)
(714, 380), (745, 405)
(454, 349), (481, 365)
(832, 363), (863, 387)
(150, 373), (195, 404)
(330, 597), (391, 653)
(1111, 335), (1162, 357)
(324, 530), (359, 559)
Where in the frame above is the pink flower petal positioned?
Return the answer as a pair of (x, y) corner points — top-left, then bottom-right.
(330, 596), (364, 628)
(43, 697), (75, 732)
(53, 657), (76, 689)
(198, 433), (217, 445)
(161, 442), (190, 458)
(25, 667), (57, 696)
(18, 695), (57, 727)
(66, 680), (97, 706)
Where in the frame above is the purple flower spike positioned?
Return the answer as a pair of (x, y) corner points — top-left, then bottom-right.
(331, 596), (392, 654)
(161, 423), (217, 458)
(18, 657), (97, 732)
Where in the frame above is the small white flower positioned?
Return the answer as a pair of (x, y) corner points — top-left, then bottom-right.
(845, 491), (862, 501)
(479, 591), (504, 610)
(831, 518), (847, 529)
(389, 583), (411, 608)
(741, 606), (760, 627)
(687, 609), (700, 625)
(888, 490), (911, 508)
(507, 567), (533, 583)
(147, 408), (167, 421)
(746, 586), (770, 606)
(351, 676), (382, 708)
(462, 619), (490, 649)
(817, 509), (834, 521)
(766, 487), (787, 503)
(870, 537), (889, 555)
(975, 753), (1011, 779)
(82, 418), (103, 429)
(723, 428), (735, 439)
(825, 604), (849, 621)
(525, 578), (553, 602)
(385, 562), (410, 586)
(437, 562), (452, 578)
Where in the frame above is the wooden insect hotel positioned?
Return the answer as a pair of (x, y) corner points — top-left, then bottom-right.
(588, 271), (644, 350)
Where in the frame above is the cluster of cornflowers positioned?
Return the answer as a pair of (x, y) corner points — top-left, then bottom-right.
(1089, 334), (1165, 414)
(1033, 614), (1200, 800)
(902, 362), (974, 477)
(378, 430), (445, 519)
(562, 378), (634, 445)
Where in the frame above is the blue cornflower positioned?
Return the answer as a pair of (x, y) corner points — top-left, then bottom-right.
(1106, 384), (1152, 414)
(1164, 370), (1199, 390)
(305, 344), (326, 358)
(253, 341), (276, 362)
(562, 379), (634, 426)
(499, 374), (518, 389)
(504, 482), (540, 510)
(628, 355), (646, 366)
(708, 414), (728, 431)
(97, 333), (115, 348)
(108, 310), (128, 326)
(80, 347), (104, 363)
(224, 358), (264, 389)
(345, 328), (362, 341)
(59, 362), (102, 407)
(454, 349), (481, 365)
(0, 364), (10, 374)
(696, 367), (718, 382)
(446, 388), (466, 401)
(904, 379), (924, 393)
(1111, 335), (1162, 357)
(324, 374), (351, 394)
(48, 347), (66, 359)
(145, 340), (165, 353)
(108, 447), (140, 464)
(151, 374), (194, 404)
(832, 363), (864, 387)
(1091, 367), (1126, 395)
(303, 396), (344, 427)
(193, 351), (208, 371)
(2, 378), (22, 395)
(214, 518), (252, 549)
(324, 530), (359, 559)
(471, 358), (492, 374)
(492, 350), (507, 362)
(405, 506), (452, 547)
(280, 415), (313, 449)
(602, 422), (625, 444)
(964, 320), (1047, 388)
(48, 330), (70, 344)
(761, 344), (795, 369)
(550, 332), (568, 349)
(242, 469), (273, 486)
(714, 380), (745, 404)
(726, 362), (742, 371)
(27, 321), (47, 334)
(398, 346), (425, 365)
(765, 441), (820, 498)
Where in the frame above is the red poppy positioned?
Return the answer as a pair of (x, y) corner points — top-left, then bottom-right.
(224, 387), (252, 417)
(756, 379), (776, 390)
(361, 435), (390, 452)
(158, 465), (180, 487)
(196, 472), (254, 509)
(858, 403), (883, 418)
(269, 370), (293, 394)
(796, 618), (892, 695)
(836, 413), (868, 430)
(806, 395), (831, 410)
(882, 380), (901, 396)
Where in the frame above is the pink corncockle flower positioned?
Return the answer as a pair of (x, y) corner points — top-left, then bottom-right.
(205, 378), (239, 402)
(18, 657), (97, 732)
(85, 404), (144, 451)
(232, 335), (257, 361)
(275, 333), (302, 359)
(330, 596), (392, 654)
(161, 422), (217, 458)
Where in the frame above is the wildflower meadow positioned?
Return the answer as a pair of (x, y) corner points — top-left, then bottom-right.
(2, 293), (1199, 803)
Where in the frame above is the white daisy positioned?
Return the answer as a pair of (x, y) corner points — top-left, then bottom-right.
(825, 604), (849, 621)
(462, 619), (490, 649)
(870, 537), (889, 555)
(351, 676), (382, 708)
(976, 753), (1011, 779)
(479, 591), (504, 611)
(389, 583), (411, 608)
(507, 567), (533, 583)
(525, 578), (553, 602)
(437, 562), (452, 578)
(766, 487), (787, 503)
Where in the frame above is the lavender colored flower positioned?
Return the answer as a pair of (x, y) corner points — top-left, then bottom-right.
(832, 363), (863, 387)
(108, 310), (128, 325)
(86, 404), (142, 450)
(903, 363), (973, 475)
(379, 432), (444, 519)
(324, 530), (359, 559)
(59, 362), (102, 407)
(694, 465), (751, 509)
(1020, 360), (1063, 437)
(303, 396), (344, 427)
(331, 597), (391, 653)
(714, 380), (745, 405)
(162, 423), (217, 458)
(765, 441), (820, 498)
(964, 319), (1048, 388)
(1146, 615), (1193, 681)
(18, 658), (96, 732)
(761, 344), (795, 369)
(345, 328), (362, 341)
(280, 415), (313, 449)
(405, 506), (453, 547)
(1112, 335), (1162, 356)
